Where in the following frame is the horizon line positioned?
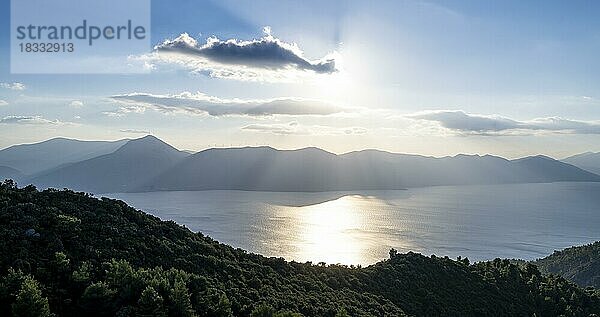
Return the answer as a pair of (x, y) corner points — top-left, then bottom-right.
(0, 134), (594, 161)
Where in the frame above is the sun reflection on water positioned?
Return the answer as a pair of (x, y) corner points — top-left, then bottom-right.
(280, 195), (369, 265)
(110, 184), (600, 267)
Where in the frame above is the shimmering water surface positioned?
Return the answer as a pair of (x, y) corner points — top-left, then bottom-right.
(107, 182), (600, 265)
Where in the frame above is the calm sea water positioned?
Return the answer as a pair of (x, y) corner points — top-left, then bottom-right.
(106, 182), (600, 266)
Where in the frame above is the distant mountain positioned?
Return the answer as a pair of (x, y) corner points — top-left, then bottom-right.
(30, 135), (189, 193)
(535, 241), (600, 288)
(0, 166), (24, 183)
(510, 155), (600, 182)
(7, 136), (596, 193)
(563, 152), (600, 175)
(137, 146), (341, 192)
(134, 146), (600, 192)
(0, 137), (127, 175)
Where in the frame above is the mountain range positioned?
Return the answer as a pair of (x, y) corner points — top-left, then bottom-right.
(31, 136), (189, 193)
(138, 147), (600, 192)
(0, 137), (127, 175)
(0, 135), (599, 193)
(563, 151), (600, 175)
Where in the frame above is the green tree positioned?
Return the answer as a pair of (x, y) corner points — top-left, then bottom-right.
(250, 304), (302, 317)
(72, 261), (93, 284)
(79, 282), (115, 317)
(11, 276), (51, 317)
(213, 294), (233, 317)
(169, 279), (195, 317)
(1, 268), (27, 299)
(53, 252), (70, 273)
(335, 308), (349, 317)
(275, 312), (303, 317)
(136, 285), (166, 317)
(250, 304), (276, 317)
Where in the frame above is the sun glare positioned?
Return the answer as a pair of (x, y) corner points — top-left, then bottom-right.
(293, 195), (366, 265)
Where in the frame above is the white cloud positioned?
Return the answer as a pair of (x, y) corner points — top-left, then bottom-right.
(69, 100), (84, 108)
(132, 28), (339, 82)
(102, 104), (147, 117)
(0, 100), (8, 106)
(0, 115), (67, 125)
(241, 121), (368, 136)
(0, 82), (26, 90)
(109, 92), (348, 117)
(120, 129), (151, 134)
(242, 122), (299, 135)
(407, 110), (600, 135)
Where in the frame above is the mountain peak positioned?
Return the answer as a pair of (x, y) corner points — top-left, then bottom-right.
(30, 135), (188, 193)
(564, 151), (599, 160)
(516, 154), (554, 162)
(133, 134), (161, 142)
(122, 135), (169, 147)
(114, 135), (186, 158)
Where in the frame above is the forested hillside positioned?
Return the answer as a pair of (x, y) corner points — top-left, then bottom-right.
(0, 181), (598, 316)
(535, 242), (600, 289)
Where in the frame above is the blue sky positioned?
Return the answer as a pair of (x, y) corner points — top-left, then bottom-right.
(1, 0), (600, 158)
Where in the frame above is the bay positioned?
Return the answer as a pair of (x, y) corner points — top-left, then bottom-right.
(106, 182), (600, 265)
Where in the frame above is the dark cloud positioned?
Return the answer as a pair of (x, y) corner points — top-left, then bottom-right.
(408, 111), (522, 132)
(408, 110), (600, 135)
(153, 29), (337, 74)
(110, 92), (346, 117)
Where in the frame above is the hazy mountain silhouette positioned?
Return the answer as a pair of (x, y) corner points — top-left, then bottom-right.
(6, 135), (597, 193)
(134, 145), (600, 192)
(136, 146), (340, 192)
(31, 135), (189, 193)
(0, 137), (127, 175)
(563, 152), (600, 175)
(0, 166), (24, 183)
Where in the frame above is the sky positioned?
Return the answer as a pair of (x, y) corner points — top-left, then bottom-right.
(1, 0), (600, 158)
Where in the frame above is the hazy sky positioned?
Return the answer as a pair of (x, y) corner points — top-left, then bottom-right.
(1, 0), (600, 158)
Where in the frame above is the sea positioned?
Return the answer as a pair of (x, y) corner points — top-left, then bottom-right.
(106, 182), (600, 266)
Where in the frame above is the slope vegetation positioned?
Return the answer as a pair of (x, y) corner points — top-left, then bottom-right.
(0, 181), (598, 316)
(535, 241), (600, 289)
